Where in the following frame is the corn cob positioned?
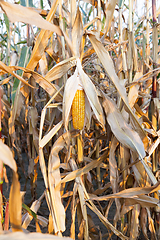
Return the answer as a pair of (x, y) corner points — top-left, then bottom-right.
(72, 89), (85, 130)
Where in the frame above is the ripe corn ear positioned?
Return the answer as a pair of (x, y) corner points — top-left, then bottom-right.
(72, 89), (85, 130)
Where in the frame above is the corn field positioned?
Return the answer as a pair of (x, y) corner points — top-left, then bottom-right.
(0, 0), (160, 239)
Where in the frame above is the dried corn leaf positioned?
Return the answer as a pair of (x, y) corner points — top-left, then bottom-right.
(45, 57), (76, 82)
(90, 181), (160, 201)
(128, 72), (141, 109)
(9, 172), (22, 232)
(70, 183), (78, 239)
(131, 152), (147, 186)
(0, 61), (33, 88)
(72, 7), (83, 57)
(103, 96), (146, 158)
(0, 140), (17, 172)
(48, 132), (72, 233)
(37, 215), (48, 228)
(9, 66), (62, 99)
(147, 137), (160, 158)
(60, 150), (108, 186)
(104, 0), (117, 35)
(109, 137), (121, 220)
(39, 53), (48, 77)
(39, 149), (49, 190)
(22, 195), (44, 229)
(0, 0), (61, 35)
(39, 120), (63, 149)
(69, 159), (89, 240)
(125, 195), (159, 208)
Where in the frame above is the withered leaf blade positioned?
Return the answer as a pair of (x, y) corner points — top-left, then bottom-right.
(9, 172), (22, 232)
(45, 57), (76, 82)
(72, 7), (83, 57)
(0, 0), (61, 36)
(48, 131), (72, 233)
(103, 96), (146, 159)
(0, 140), (17, 172)
(90, 181), (160, 201)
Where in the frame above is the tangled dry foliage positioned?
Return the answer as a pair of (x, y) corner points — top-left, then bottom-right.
(0, 0), (160, 239)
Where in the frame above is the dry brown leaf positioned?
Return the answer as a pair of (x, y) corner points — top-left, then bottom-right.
(131, 152), (147, 186)
(69, 159), (89, 240)
(103, 96), (146, 158)
(45, 57), (76, 82)
(22, 194), (44, 229)
(72, 7), (83, 57)
(39, 120), (63, 149)
(109, 137), (121, 220)
(0, 61), (33, 88)
(0, 0), (61, 35)
(128, 72), (142, 109)
(125, 195), (159, 208)
(104, 0), (117, 35)
(39, 52), (48, 77)
(59, 150), (108, 186)
(48, 132), (71, 233)
(90, 181), (160, 201)
(70, 183), (78, 239)
(0, 140), (17, 172)
(9, 172), (22, 232)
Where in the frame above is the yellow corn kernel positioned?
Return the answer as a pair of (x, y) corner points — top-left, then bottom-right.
(72, 89), (85, 130)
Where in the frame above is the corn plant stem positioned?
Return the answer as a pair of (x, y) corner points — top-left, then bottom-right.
(128, 0), (133, 83)
(77, 133), (83, 164)
(97, 0), (101, 35)
(0, 95), (3, 193)
(0, 94), (3, 230)
(151, 0), (158, 176)
(152, 0), (157, 98)
(95, 125), (100, 188)
(120, 144), (126, 233)
(146, 0), (150, 66)
(151, 0), (160, 232)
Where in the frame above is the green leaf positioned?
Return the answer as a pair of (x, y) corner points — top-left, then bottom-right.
(118, 0), (125, 8)
(22, 203), (37, 221)
(3, 13), (10, 36)
(12, 46), (30, 104)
